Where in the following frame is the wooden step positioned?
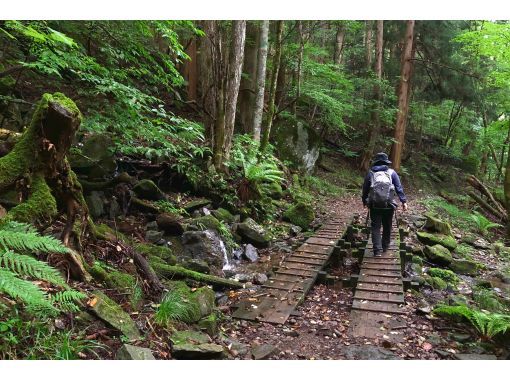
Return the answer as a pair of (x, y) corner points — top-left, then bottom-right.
(359, 270), (401, 278)
(351, 299), (407, 314)
(275, 269), (316, 278)
(356, 282), (403, 293)
(362, 264), (401, 271)
(354, 290), (404, 304)
(357, 275), (403, 285)
(286, 257), (326, 265)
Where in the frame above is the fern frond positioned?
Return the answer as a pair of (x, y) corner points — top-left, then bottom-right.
(0, 268), (58, 317)
(0, 249), (66, 286)
(0, 228), (70, 254)
(51, 290), (86, 312)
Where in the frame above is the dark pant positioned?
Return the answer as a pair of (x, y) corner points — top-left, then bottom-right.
(370, 208), (394, 254)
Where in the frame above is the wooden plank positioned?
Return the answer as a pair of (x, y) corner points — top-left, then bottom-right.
(286, 257), (325, 265)
(354, 290), (404, 304)
(356, 282), (404, 293)
(295, 245), (332, 254)
(357, 276), (403, 285)
(275, 269), (316, 278)
(351, 299), (406, 314)
(305, 237), (338, 246)
(363, 264), (401, 270)
(272, 273), (308, 282)
(231, 297), (275, 320)
(359, 270), (402, 278)
(292, 252), (330, 260)
(280, 263), (322, 271)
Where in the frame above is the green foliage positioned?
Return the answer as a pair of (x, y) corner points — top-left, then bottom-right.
(434, 304), (510, 339)
(428, 268), (460, 285)
(473, 288), (507, 313)
(470, 211), (502, 236)
(155, 282), (201, 325)
(154, 200), (187, 216)
(0, 222), (85, 317)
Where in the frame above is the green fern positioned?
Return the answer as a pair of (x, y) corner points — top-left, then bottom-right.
(155, 282), (201, 325)
(434, 304), (510, 338)
(0, 222), (84, 317)
(470, 212), (502, 236)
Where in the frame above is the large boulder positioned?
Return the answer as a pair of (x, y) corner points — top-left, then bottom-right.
(183, 198), (211, 213)
(189, 215), (221, 232)
(133, 179), (165, 201)
(283, 202), (315, 230)
(424, 244), (453, 266)
(272, 120), (321, 174)
(424, 213), (453, 236)
(85, 191), (105, 219)
(236, 218), (270, 248)
(449, 258), (483, 276)
(70, 134), (116, 179)
(417, 231), (457, 251)
(182, 230), (225, 266)
(211, 208), (235, 223)
(89, 291), (141, 340)
(115, 344), (155, 360)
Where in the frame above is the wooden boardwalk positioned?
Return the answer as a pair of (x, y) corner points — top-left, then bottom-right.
(349, 230), (409, 339)
(232, 218), (347, 324)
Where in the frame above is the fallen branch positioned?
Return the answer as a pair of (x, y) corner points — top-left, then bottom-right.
(467, 190), (507, 222)
(466, 175), (507, 217)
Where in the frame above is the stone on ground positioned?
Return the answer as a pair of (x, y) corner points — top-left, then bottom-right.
(182, 230), (225, 266)
(342, 345), (399, 360)
(283, 202), (315, 230)
(424, 213), (453, 236)
(243, 244), (259, 262)
(235, 218), (270, 248)
(183, 198), (211, 213)
(449, 258), (482, 276)
(171, 330), (224, 360)
(417, 231), (457, 251)
(211, 208), (235, 223)
(424, 244), (453, 266)
(115, 344), (155, 360)
(156, 212), (185, 234)
(133, 179), (165, 200)
(251, 343), (277, 360)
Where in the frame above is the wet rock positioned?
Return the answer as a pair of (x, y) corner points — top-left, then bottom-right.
(289, 225), (302, 236)
(251, 344), (277, 360)
(417, 231), (457, 251)
(89, 291), (140, 340)
(283, 202), (315, 230)
(182, 230), (225, 266)
(424, 244), (453, 266)
(133, 179), (165, 201)
(342, 345), (399, 360)
(232, 247), (243, 260)
(190, 215), (221, 232)
(115, 344), (155, 360)
(85, 191), (105, 219)
(211, 208), (235, 223)
(183, 198), (211, 213)
(449, 258), (482, 276)
(215, 292), (228, 306)
(243, 244), (259, 262)
(145, 229), (164, 244)
(236, 218), (270, 248)
(234, 273), (252, 283)
(424, 213), (452, 236)
(109, 197), (122, 219)
(156, 213), (185, 235)
(253, 273), (268, 285)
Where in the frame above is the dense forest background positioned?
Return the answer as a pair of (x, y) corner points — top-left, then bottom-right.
(1, 20), (510, 360)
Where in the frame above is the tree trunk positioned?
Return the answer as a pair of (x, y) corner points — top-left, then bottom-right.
(505, 146), (510, 237)
(260, 20), (284, 152)
(365, 21), (373, 69)
(360, 20), (384, 171)
(333, 24), (345, 64)
(390, 20), (415, 171)
(238, 22), (259, 134)
(293, 20), (304, 115)
(221, 20), (246, 164)
(252, 20), (269, 143)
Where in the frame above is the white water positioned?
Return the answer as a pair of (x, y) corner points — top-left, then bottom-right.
(219, 238), (234, 271)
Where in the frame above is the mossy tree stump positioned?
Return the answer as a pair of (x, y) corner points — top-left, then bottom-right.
(0, 93), (89, 277)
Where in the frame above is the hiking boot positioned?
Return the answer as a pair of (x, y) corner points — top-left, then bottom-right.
(374, 251), (382, 257)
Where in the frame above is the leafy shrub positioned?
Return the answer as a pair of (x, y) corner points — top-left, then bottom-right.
(155, 282), (201, 325)
(428, 268), (459, 285)
(470, 211), (502, 236)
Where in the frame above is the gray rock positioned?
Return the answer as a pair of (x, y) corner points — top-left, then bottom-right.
(182, 230), (225, 266)
(251, 344), (277, 360)
(183, 199), (211, 213)
(133, 179), (165, 201)
(232, 247), (243, 260)
(424, 244), (453, 266)
(450, 333), (472, 343)
(156, 213), (185, 235)
(145, 229), (164, 244)
(85, 191), (105, 219)
(416, 299), (432, 314)
(290, 225), (303, 236)
(253, 273), (268, 285)
(109, 197), (123, 219)
(236, 218), (270, 248)
(454, 353), (497, 360)
(116, 344), (155, 360)
(424, 213), (453, 236)
(172, 343), (224, 360)
(243, 244), (259, 262)
(182, 258), (210, 274)
(472, 238), (490, 250)
(234, 273), (253, 283)
(146, 221), (159, 231)
(70, 134), (117, 179)
(342, 345), (399, 360)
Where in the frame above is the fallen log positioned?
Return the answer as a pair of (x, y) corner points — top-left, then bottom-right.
(467, 190), (507, 222)
(150, 260), (244, 289)
(466, 175), (507, 217)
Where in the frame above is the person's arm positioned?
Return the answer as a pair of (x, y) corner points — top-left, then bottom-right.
(361, 173), (371, 206)
(391, 171), (407, 207)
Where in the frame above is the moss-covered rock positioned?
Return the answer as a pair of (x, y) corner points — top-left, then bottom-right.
(198, 313), (219, 336)
(87, 261), (110, 283)
(115, 344), (155, 360)
(283, 202), (315, 230)
(424, 244), (453, 266)
(417, 231), (457, 251)
(133, 179), (165, 201)
(236, 218), (270, 248)
(107, 270), (136, 290)
(183, 198), (211, 213)
(135, 243), (176, 265)
(210, 208), (235, 223)
(428, 268), (459, 285)
(156, 212), (185, 235)
(190, 215), (221, 232)
(182, 258), (210, 274)
(424, 213), (453, 236)
(425, 276), (448, 290)
(89, 291), (141, 340)
(449, 258), (483, 276)
(261, 182), (283, 199)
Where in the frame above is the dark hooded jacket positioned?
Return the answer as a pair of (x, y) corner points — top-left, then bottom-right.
(361, 164), (407, 208)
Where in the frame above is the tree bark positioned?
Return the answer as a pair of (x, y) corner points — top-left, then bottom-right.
(221, 20), (246, 163)
(390, 20), (415, 171)
(365, 21), (373, 69)
(333, 24), (345, 64)
(260, 20), (284, 152)
(505, 145), (510, 236)
(293, 20), (304, 115)
(360, 20), (384, 171)
(239, 21), (259, 134)
(252, 20), (269, 143)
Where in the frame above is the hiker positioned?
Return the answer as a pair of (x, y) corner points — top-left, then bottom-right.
(361, 152), (408, 257)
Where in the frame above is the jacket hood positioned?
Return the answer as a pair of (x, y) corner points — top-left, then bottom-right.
(371, 165), (389, 172)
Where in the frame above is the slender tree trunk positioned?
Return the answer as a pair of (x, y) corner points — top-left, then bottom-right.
(505, 145), (510, 238)
(333, 24), (345, 64)
(252, 20), (269, 143)
(293, 20), (304, 115)
(199, 21), (218, 145)
(390, 20), (415, 171)
(360, 20), (384, 171)
(221, 20), (247, 164)
(260, 20), (284, 152)
(365, 21), (373, 69)
(239, 22), (259, 134)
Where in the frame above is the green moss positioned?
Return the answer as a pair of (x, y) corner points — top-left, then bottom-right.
(134, 243), (176, 265)
(6, 175), (57, 223)
(87, 261), (110, 283)
(417, 231), (457, 251)
(198, 313), (219, 336)
(283, 202), (315, 230)
(425, 276), (448, 290)
(210, 208), (235, 223)
(429, 268), (459, 285)
(454, 244), (475, 259)
(107, 270), (136, 290)
(190, 215), (221, 231)
(155, 281), (208, 325)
